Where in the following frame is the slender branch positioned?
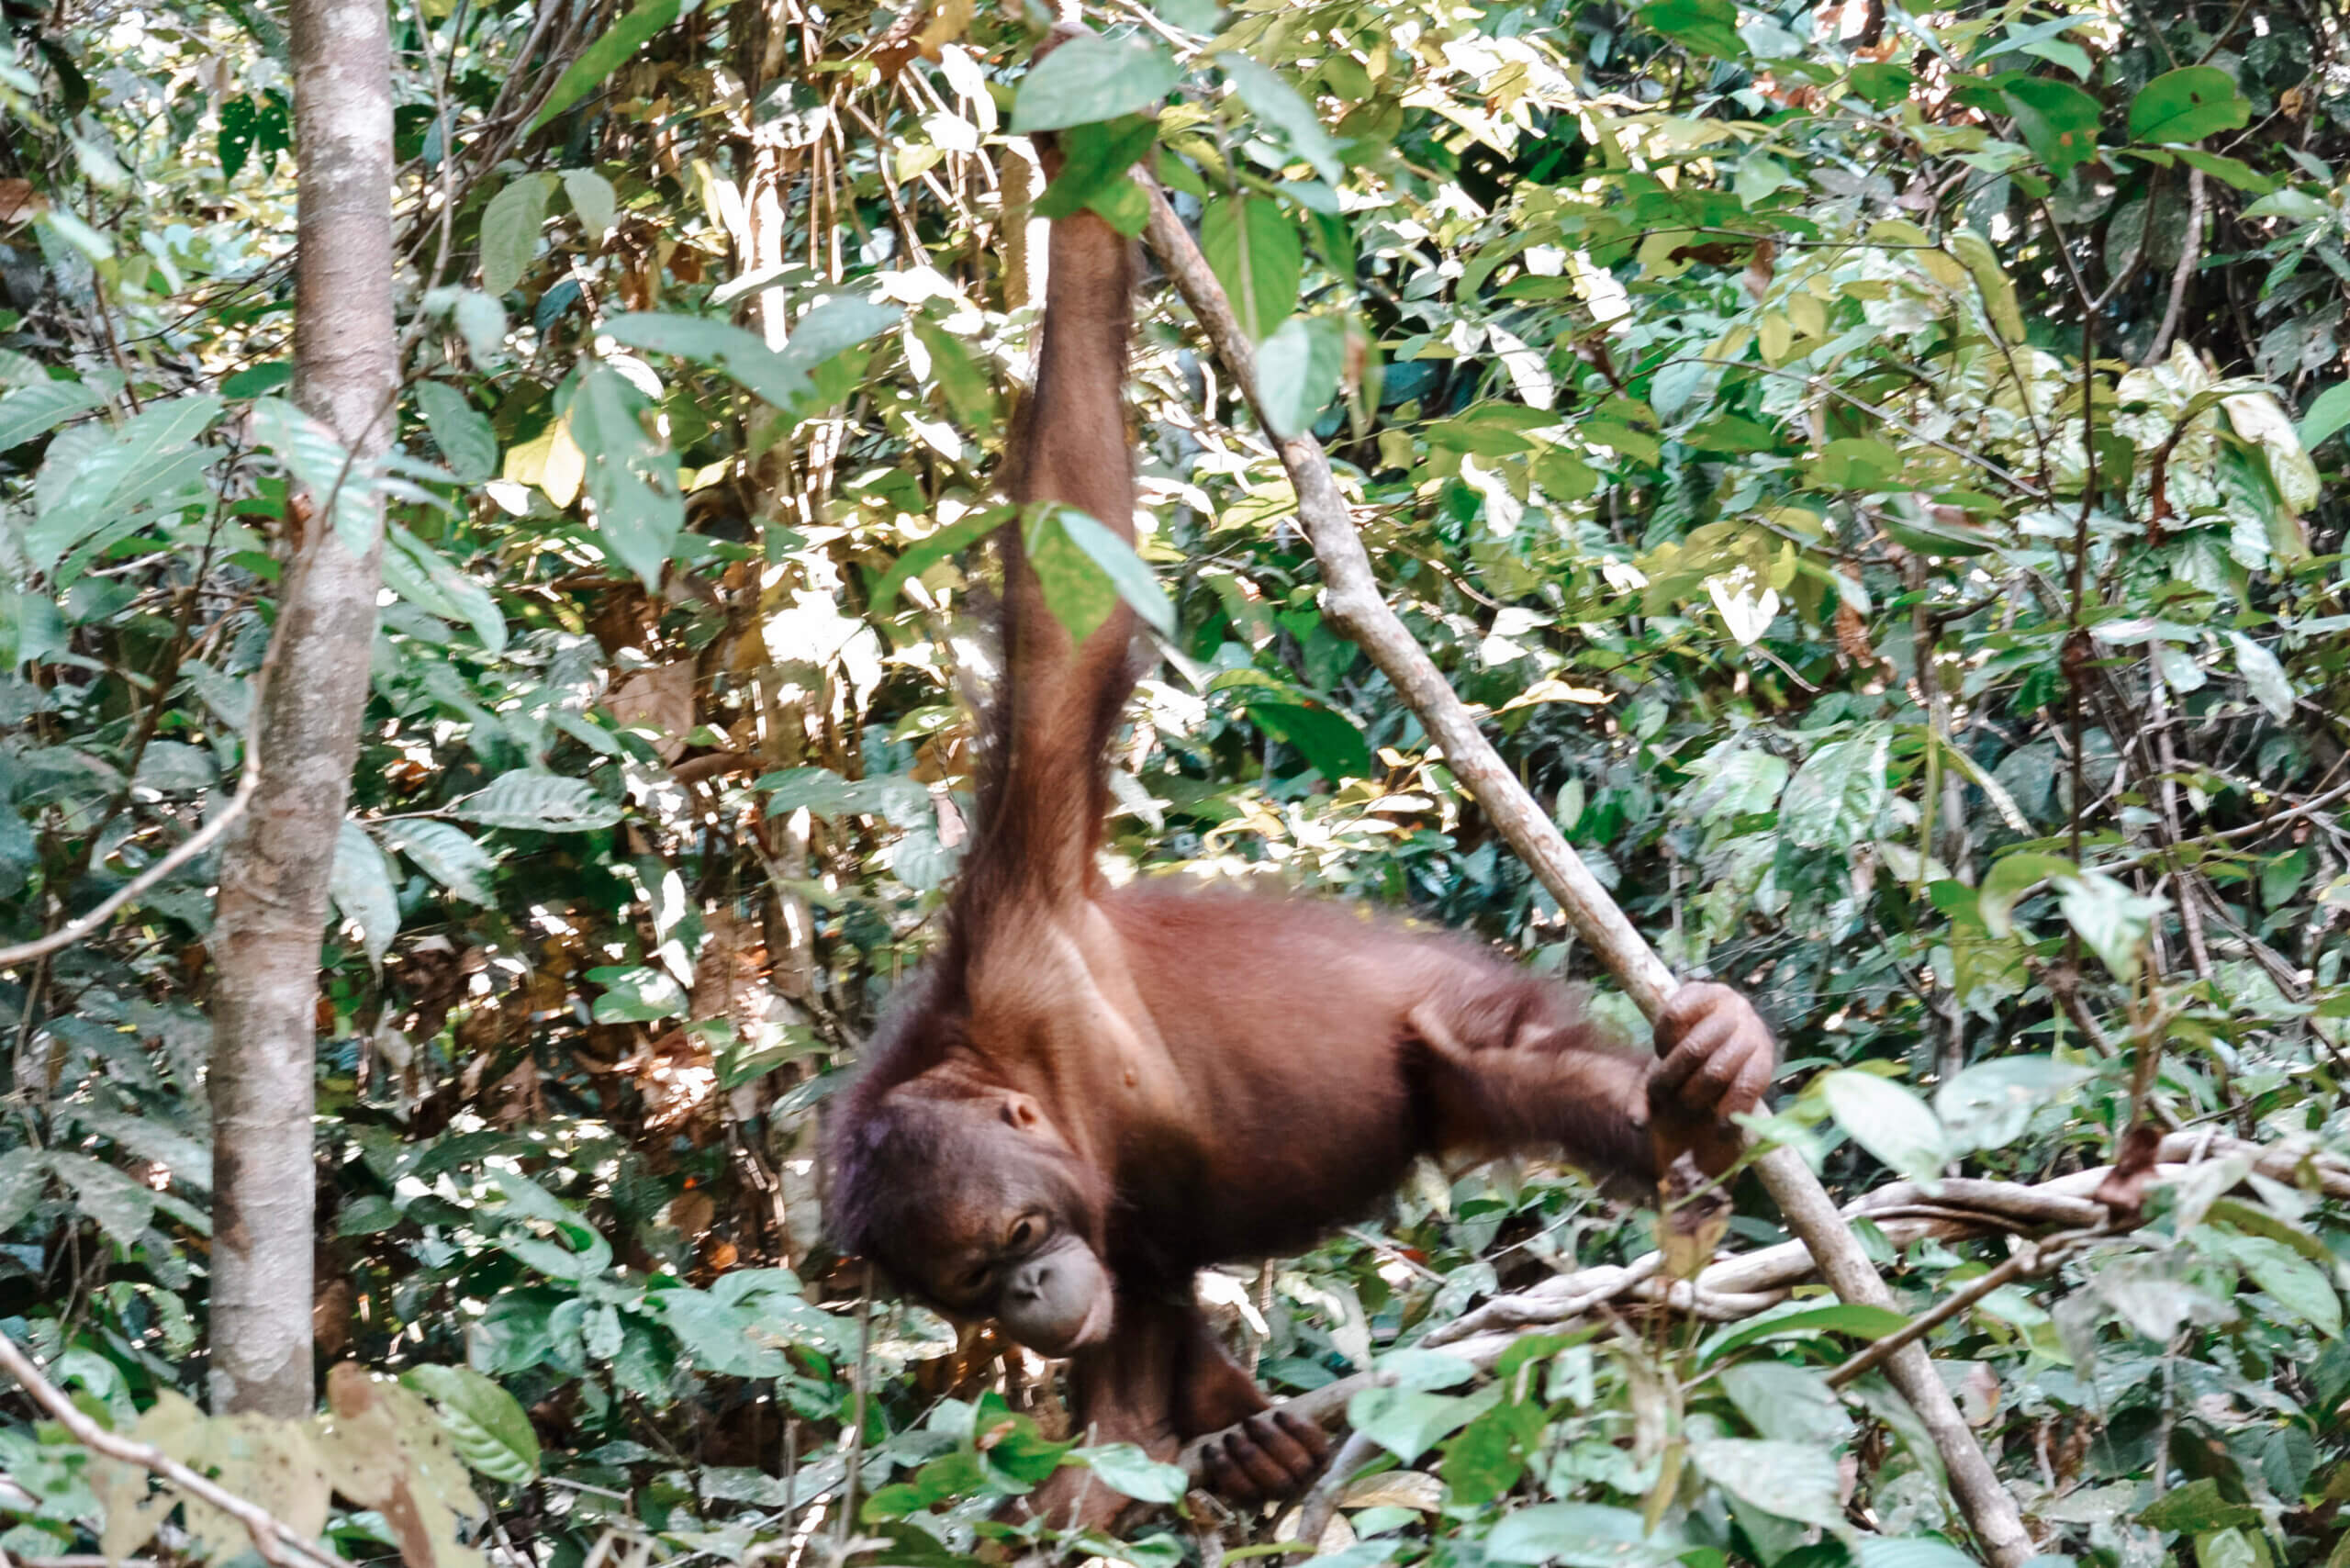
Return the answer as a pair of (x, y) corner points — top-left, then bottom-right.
(0, 765), (259, 970)
(1136, 180), (2037, 1568)
(0, 1333), (343, 1568)
(2143, 169), (2207, 367)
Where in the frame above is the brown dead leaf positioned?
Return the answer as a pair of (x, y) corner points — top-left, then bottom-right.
(604, 660), (697, 761)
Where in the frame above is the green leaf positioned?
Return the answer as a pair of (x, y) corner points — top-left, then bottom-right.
(1021, 503), (1172, 644)
(603, 314), (812, 409)
(1637, 0), (1744, 58)
(563, 168), (618, 241)
(453, 771), (625, 832)
(2139, 1478), (2261, 1533)
(405, 1364), (542, 1484)
(330, 820), (399, 966)
(2003, 76), (2102, 177)
(1936, 1057), (2093, 1153)
(415, 380), (497, 484)
(2055, 870), (2162, 983)
(0, 1148), (48, 1231)
(1218, 53), (1343, 183)
(1257, 314), (1346, 440)
(1076, 1443), (1190, 1503)
(480, 173), (556, 297)
(1718, 1361), (1853, 1448)
(1855, 1541), (1984, 1568)
(568, 364), (683, 589)
(0, 379), (103, 451)
(1010, 33), (1182, 133)
(589, 965), (688, 1024)
(28, 395), (223, 579)
(2297, 381), (2350, 450)
(1347, 1385), (1491, 1462)
(1818, 1070), (1948, 1181)
(1248, 700), (1370, 782)
(1484, 1503), (1683, 1567)
(2228, 631), (2294, 721)
(2221, 1233), (2343, 1336)
(386, 819), (498, 905)
(1701, 1302), (1911, 1363)
(1949, 229), (2027, 342)
(47, 1151), (155, 1249)
(385, 522), (508, 653)
(531, 0), (682, 130)
(1780, 727), (1890, 849)
(1034, 116), (1158, 221)
(1201, 196), (1302, 343)
(1977, 850), (2076, 937)
(870, 508), (1008, 617)
(1692, 1439), (1846, 1530)
(2128, 67), (2251, 144)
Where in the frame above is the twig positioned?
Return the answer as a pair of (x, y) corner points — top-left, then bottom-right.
(1826, 1231), (2088, 1388)
(2143, 169), (2207, 367)
(1139, 178), (2037, 1568)
(0, 1334), (343, 1568)
(0, 765), (260, 970)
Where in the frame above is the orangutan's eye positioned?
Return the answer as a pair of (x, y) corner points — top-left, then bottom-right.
(959, 1262), (992, 1294)
(1007, 1215), (1041, 1251)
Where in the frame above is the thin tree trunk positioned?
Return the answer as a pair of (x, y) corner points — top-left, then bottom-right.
(206, 0), (397, 1417)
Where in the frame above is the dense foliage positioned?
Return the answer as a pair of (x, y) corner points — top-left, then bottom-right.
(1, 0), (2349, 1565)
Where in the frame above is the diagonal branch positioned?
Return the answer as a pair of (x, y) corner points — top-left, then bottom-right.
(0, 1333), (343, 1568)
(1136, 182), (2035, 1568)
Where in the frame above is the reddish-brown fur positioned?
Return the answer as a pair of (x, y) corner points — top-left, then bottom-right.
(826, 71), (1774, 1527)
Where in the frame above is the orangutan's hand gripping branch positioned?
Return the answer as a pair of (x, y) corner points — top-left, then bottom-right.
(825, 39), (1776, 1529)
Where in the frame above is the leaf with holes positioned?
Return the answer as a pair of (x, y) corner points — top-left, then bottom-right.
(2128, 66), (2250, 144)
(2003, 75), (2101, 177)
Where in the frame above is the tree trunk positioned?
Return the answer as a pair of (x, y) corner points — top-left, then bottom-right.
(206, 0), (397, 1418)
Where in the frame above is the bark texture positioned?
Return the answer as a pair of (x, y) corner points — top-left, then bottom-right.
(207, 0), (397, 1417)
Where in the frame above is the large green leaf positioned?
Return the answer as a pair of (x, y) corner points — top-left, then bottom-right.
(1485, 1504), (1684, 1567)
(2003, 75), (2101, 176)
(1637, 0), (1743, 58)
(1200, 196), (1302, 343)
(0, 379), (104, 452)
(385, 819), (498, 905)
(567, 364), (683, 590)
(1219, 53), (1342, 182)
(1818, 1070), (1948, 1181)
(479, 173), (556, 297)
(453, 771), (624, 832)
(1257, 314), (1346, 440)
(1692, 1439), (1847, 1530)
(414, 380), (496, 484)
(1020, 503), (1173, 644)
(2128, 67), (2251, 144)
(404, 1365), (542, 1484)
(1010, 33), (1181, 133)
(330, 820), (399, 966)
(530, 0), (682, 130)
(1779, 727), (1890, 848)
